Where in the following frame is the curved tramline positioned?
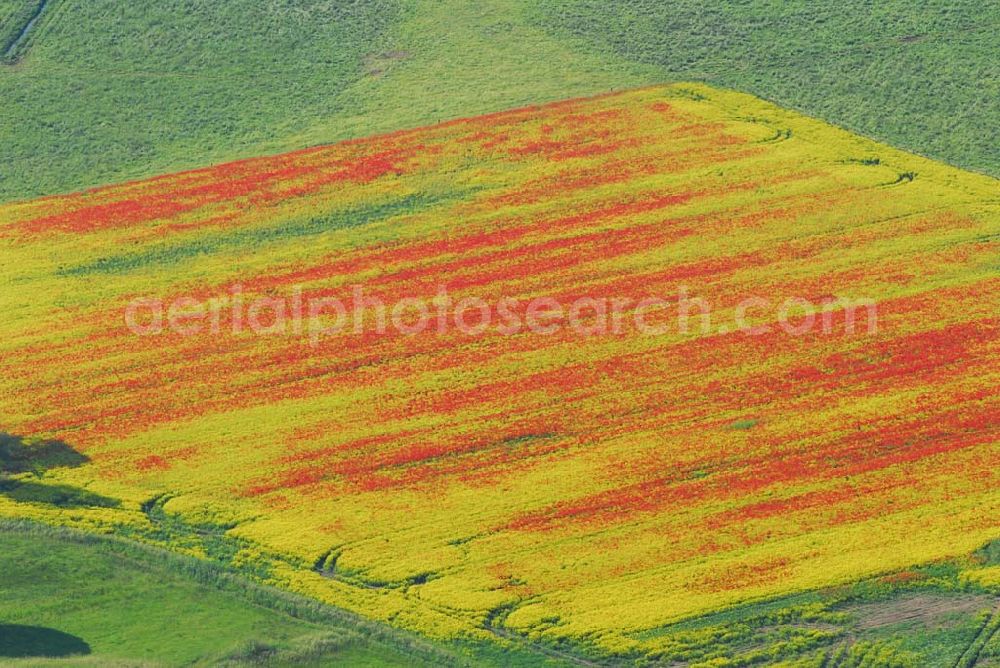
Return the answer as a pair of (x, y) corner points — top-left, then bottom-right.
(0, 83), (997, 660)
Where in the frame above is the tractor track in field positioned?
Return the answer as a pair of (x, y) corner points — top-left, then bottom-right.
(3, 0), (50, 63)
(313, 549), (605, 666)
(482, 602), (607, 667)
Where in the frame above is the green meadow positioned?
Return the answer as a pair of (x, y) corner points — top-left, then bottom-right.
(0, 0), (996, 202)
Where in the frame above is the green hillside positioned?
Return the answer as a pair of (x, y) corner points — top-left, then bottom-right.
(0, 0), (996, 203)
(533, 0), (1000, 178)
(0, 520), (449, 666)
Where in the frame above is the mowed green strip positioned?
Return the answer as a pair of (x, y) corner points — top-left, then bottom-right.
(1, 0), (996, 203)
(62, 188), (469, 276)
(0, 522), (432, 666)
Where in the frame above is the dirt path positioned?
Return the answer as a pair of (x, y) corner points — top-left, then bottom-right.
(848, 593), (994, 631)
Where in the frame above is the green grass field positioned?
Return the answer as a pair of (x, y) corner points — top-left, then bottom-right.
(0, 520), (454, 666)
(0, 0), (995, 202)
(533, 0), (999, 179)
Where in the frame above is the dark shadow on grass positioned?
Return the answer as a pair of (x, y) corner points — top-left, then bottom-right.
(0, 479), (119, 508)
(0, 433), (88, 474)
(0, 624), (91, 658)
(0, 433), (117, 508)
